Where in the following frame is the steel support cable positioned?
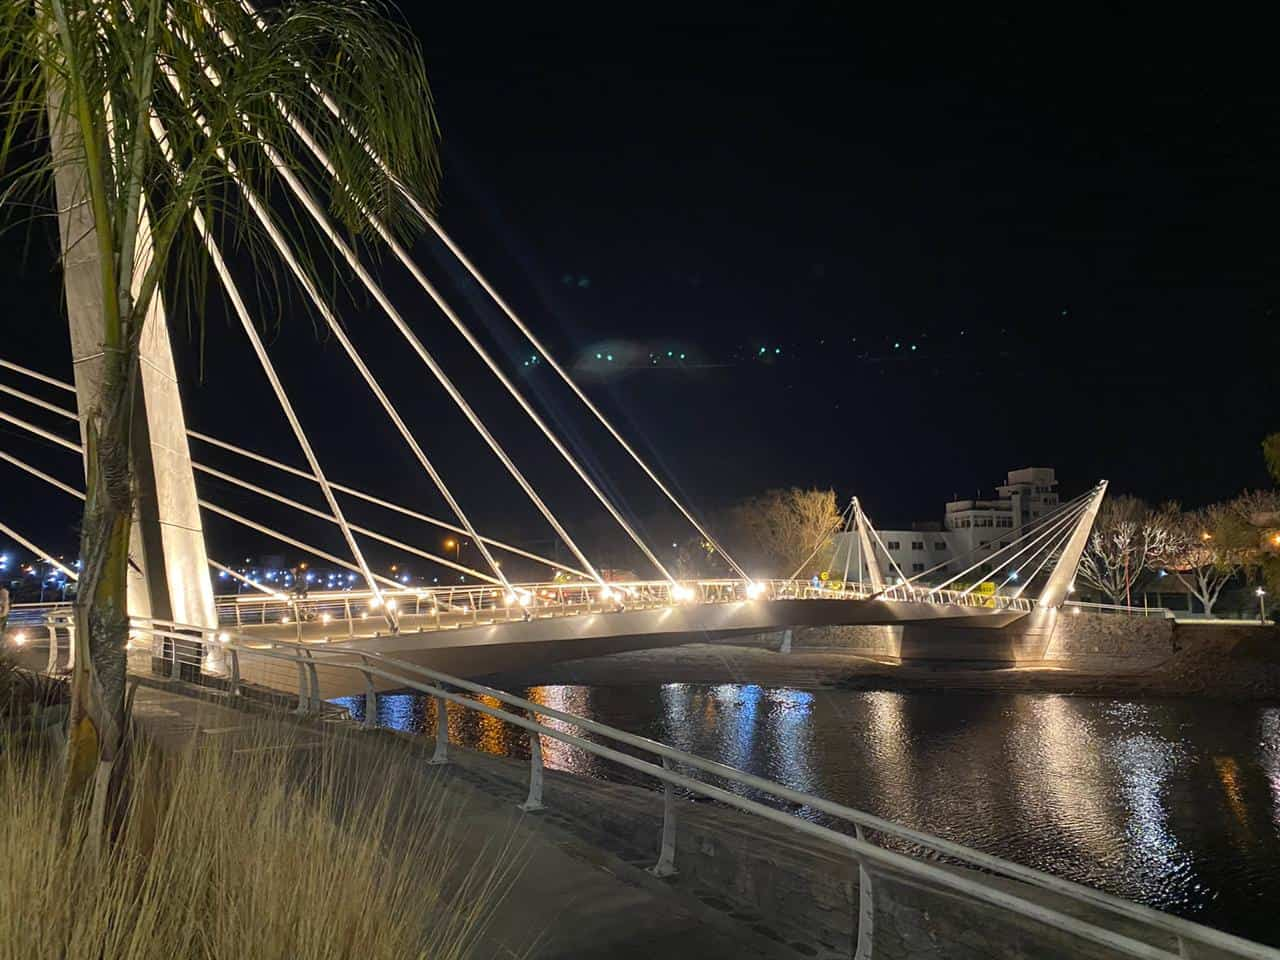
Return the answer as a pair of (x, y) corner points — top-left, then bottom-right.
(192, 460), (501, 585)
(931, 501), (1088, 597)
(930, 492), (1095, 594)
(0, 410), (80, 452)
(221, 0), (744, 582)
(955, 500), (1088, 597)
(1012, 518), (1081, 599)
(186, 432), (591, 579)
(0, 360), (584, 578)
(257, 93), (676, 585)
(157, 35), (605, 589)
(198, 501), (403, 592)
(863, 518), (911, 585)
(147, 108), (390, 616)
(207, 558), (278, 597)
(878, 486), (1097, 596)
(786, 497), (854, 581)
(839, 497), (856, 584)
(0, 521), (78, 580)
(0, 358), (76, 393)
(0, 382), (79, 421)
(992, 513), (1078, 598)
(0, 437), (315, 599)
(151, 57), (511, 594)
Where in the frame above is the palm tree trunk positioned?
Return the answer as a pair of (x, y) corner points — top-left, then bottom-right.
(43, 7), (134, 822)
(64, 369), (135, 824)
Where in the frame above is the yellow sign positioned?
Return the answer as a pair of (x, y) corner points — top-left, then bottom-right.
(950, 581), (997, 606)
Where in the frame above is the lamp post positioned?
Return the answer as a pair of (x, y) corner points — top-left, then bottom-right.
(1257, 587), (1267, 624)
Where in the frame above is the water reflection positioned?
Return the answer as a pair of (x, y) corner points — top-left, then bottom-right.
(336, 684), (1280, 945)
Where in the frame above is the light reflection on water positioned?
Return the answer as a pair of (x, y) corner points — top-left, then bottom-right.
(334, 685), (1280, 945)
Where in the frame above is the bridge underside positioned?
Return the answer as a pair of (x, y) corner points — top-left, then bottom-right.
(237, 598), (1033, 698)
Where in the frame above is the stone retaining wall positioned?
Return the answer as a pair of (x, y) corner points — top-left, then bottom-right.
(734, 612), (1276, 672)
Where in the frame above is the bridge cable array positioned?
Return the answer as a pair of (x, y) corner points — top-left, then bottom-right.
(227, 0), (753, 584)
(0, 363), (590, 597)
(854, 486), (1101, 600)
(155, 13), (701, 588)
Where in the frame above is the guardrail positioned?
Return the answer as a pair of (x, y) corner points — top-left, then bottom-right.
(1063, 601), (1175, 619)
(19, 616), (1264, 960)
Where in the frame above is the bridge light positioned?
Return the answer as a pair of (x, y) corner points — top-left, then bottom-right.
(218, 632), (230, 644)
(518, 592), (532, 607)
(386, 599), (398, 612)
(369, 595), (383, 609)
(599, 587), (615, 602)
(281, 616), (290, 624)
(504, 592), (517, 606)
(11, 631), (26, 646)
(672, 584), (694, 602)
(746, 582), (765, 599)
(320, 613), (331, 625)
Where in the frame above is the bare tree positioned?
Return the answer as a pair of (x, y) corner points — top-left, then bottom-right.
(728, 488), (842, 578)
(1155, 503), (1246, 617)
(1076, 496), (1174, 605)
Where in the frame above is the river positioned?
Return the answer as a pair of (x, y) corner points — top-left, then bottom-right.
(337, 683), (1280, 946)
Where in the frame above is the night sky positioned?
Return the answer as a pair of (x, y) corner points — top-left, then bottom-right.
(2, 6), (1278, 577)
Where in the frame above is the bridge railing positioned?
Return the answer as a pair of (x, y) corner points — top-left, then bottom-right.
(54, 617), (1273, 960)
(210, 575), (1032, 637)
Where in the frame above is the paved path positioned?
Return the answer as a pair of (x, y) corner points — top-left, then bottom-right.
(129, 680), (798, 960)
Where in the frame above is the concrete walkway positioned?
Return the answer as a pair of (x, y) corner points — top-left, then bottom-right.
(129, 680), (800, 960)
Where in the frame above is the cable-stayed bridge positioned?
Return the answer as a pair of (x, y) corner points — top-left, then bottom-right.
(0, 1), (1107, 688)
(0, 339), (1105, 689)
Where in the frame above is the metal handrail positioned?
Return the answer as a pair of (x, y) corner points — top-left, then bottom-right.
(201, 576), (1034, 635)
(102, 617), (1280, 959)
(1063, 600), (1175, 619)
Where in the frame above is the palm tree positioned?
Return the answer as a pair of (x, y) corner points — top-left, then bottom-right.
(0, 0), (440, 813)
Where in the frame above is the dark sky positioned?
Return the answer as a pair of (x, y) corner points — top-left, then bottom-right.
(2, 5), (1278, 577)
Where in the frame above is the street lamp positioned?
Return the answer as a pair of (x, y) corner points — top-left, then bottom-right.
(443, 538), (462, 561)
(1257, 586), (1267, 624)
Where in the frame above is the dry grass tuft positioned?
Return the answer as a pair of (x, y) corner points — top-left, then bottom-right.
(0, 723), (511, 960)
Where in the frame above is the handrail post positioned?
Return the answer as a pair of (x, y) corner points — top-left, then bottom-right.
(306, 649), (320, 710)
(854, 824), (874, 959)
(648, 756), (678, 877)
(45, 621), (58, 673)
(345, 597), (353, 638)
(228, 647), (241, 697)
(360, 668), (378, 729)
(429, 693), (449, 764)
(294, 658), (309, 714)
(519, 731), (544, 812)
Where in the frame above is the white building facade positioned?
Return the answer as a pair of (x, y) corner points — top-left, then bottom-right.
(830, 467), (1060, 583)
